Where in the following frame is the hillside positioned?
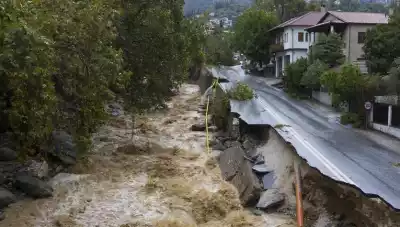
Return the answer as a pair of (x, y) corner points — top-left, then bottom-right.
(184, 0), (253, 15)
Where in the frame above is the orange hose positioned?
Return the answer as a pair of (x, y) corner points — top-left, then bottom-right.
(294, 161), (304, 227)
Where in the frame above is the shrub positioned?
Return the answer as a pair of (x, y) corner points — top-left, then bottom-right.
(284, 57), (309, 96)
(340, 113), (362, 128)
(301, 60), (328, 90)
(228, 83), (254, 101)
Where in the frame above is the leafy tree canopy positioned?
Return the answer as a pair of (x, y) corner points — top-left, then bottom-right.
(301, 60), (328, 90)
(364, 15), (400, 75)
(232, 8), (278, 65)
(309, 33), (345, 68)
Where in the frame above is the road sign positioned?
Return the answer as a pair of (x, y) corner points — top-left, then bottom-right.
(364, 101), (372, 110)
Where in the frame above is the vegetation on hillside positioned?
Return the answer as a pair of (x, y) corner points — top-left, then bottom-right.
(0, 0), (203, 156)
(232, 8), (278, 66)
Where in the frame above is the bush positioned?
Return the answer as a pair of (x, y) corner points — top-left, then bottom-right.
(228, 83), (254, 101)
(301, 60), (328, 90)
(284, 58), (309, 96)
(340, 113), (362, 128)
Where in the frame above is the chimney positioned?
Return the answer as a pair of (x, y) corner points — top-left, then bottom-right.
(321, 4), (326, 13)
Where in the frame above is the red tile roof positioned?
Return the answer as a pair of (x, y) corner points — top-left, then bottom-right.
(324, 11), (389, 24)
(270, 12), (325, 31)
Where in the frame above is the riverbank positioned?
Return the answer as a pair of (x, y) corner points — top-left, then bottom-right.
(0, 84), (296, 227)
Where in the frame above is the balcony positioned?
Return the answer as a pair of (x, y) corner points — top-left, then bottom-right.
(270, 43), (284, 53)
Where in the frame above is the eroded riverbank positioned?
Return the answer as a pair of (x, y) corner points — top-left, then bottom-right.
(0, 84), (296, 227)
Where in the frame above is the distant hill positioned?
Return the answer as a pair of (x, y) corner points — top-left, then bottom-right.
(184, 0), (253, 16)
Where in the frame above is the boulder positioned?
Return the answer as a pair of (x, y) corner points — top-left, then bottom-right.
(191, 123), (206, 132)
(231, 160), (263, 206)
(256, 189), (284, 210)
(26, 160), (49, 179)
(0, 187), (16, 208)
(219, 147), (245, 181)
(48, 131), (77, 166)
(218, 147), (262, 206)
(0, 148), (17, 161)
(15, 175), (53, 198)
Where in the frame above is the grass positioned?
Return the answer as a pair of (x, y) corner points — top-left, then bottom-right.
(228, 83), (254, 101)
(392, 162), (400, 168)
(274, 124), (291, 129)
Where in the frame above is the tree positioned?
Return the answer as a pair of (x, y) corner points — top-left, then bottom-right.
(388, 58), (400, 95)
(117, 0), (195, 112)
(255, 0), (313, 22)
(301, 60), (328, 90)
(0, 0), (204, 157)
(321, 64), (382, 113)
(205, 33), (236, 66)
(283, 57), (309, 96)
(364, 16), (400, 75)
(232, 8), (278, 66)
(309, 33), (345, 67)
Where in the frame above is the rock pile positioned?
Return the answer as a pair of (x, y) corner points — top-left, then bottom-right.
(0, 130), (80, 219)
(192, 104), (285, 213)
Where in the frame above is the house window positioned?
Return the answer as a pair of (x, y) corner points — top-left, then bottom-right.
(298, 32), (304, 42)
(358, 32), (366, 44)
(285, 33), (288, 43)
(305, 33), (309, 42)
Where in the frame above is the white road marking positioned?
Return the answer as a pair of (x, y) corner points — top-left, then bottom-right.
(257, 95), (356, 186)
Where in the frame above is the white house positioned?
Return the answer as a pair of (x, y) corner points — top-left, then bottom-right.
(269, 11), (325, 78)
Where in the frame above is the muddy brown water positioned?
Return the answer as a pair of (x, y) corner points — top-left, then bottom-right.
(0, 85), (297, 227)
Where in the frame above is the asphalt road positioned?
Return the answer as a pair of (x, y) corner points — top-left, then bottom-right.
(215, 66), (400, 210)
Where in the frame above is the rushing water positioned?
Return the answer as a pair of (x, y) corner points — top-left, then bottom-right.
(1, 84), (298, 227)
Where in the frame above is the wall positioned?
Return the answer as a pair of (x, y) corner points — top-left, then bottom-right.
(348, 24), (375, 63)
(283, 27), (311, 50)
(312, 90), (333, 106)
(371, 123), (400, 140)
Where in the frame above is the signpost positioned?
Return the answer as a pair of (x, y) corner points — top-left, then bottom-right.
(364, 101), (372, 129)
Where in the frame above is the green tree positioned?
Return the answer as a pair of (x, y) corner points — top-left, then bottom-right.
(321, 64), (381, 113)
(232, 8), (278, 66)
(364, 16), (400, 75)
(255, 0), (313, 22)
(117, 0), (194, 112)
(301, 60), (328, 90)
(309, 33), (345, 67)
(0, 1), (56, 152)
(387, 57), (400, 95)
(283, 57), (309, 96)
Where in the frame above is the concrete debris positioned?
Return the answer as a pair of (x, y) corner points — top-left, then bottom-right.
(211, 140), (226, 151)
(252, 164), (272, 174)
(218, 147), (262, 206)
(224, 140), (242, 149)
(262, 171), (276, 190)
(256, 189), (284, 210)
(242, 139), (255, 151)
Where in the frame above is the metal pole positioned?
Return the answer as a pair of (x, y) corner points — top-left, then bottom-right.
(294, 160), (304, 227)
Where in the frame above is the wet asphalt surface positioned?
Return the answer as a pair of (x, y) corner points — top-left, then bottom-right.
(215, 66), (400, 210)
